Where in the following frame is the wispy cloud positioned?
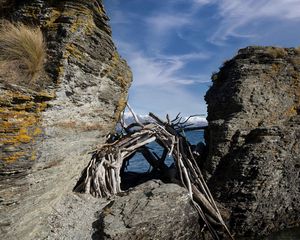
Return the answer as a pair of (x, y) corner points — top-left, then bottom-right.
(118, 41), (210, 87)
(105, 0), (300, 117)
(146, 14), (191, 34)
(208, 0), (300, 44)
(105, 0), (213, 116)
(115, 41), (209, 116)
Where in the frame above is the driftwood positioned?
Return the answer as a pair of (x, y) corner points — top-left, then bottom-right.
(74, 110), (234, 240)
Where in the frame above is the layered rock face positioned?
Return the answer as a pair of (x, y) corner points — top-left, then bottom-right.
(205, 46), (300, 237)
(0, 1), (132, 239)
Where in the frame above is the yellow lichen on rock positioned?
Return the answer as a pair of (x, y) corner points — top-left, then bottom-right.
(65, 43), (84, 61)
(0, 1), (133, 239)
(110, 51), (133, 88)
(1, 111), (37, 144)
(30, 150), (37, 161)
(2, 152), (25, 164)
(44, 8), (61, 28)
(15, 128), (32, 143)
(0, 89), (53, 163)
(33, 127), (42, 136)
(284, 106), (299, 117)
(114, 95), (128, 122)
(62, 7), (95, 35)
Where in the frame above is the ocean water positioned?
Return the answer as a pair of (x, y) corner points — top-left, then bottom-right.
(124, 130), (300, 239)
(125, 130), (204, 173)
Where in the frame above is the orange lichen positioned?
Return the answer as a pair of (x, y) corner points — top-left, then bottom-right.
(36, 102), (49, 112)
(45, 8), (61, 28)
(2, 152), (25, 164)
(285, 106), (298, 117)
(30, 151), (37, 161)
(114, 95), (127, 122)
(33, 127), (42, 136)
(65, 43), (84, 60)
(2, 123), (34, 145)
(108, 51), (132, 88)
(62, 7), (95, 35)
(0, 89), (53, 164)
(16, 128), (32, 143)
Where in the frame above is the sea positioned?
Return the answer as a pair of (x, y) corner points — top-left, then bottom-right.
(125, 130), (204, 173)
(125, 130), (300, 240)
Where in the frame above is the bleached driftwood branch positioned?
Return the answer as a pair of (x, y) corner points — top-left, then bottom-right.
(74, 110), (233, 240)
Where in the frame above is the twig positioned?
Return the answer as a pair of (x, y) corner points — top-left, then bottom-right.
(127, 103), (143, 126)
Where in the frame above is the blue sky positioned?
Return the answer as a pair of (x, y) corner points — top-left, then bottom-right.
(103, 0), (300, 117)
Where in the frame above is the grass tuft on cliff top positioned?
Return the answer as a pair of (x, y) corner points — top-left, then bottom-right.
(0, 21), (46, 85)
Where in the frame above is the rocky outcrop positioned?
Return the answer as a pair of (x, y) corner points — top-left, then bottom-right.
(46, 192), (108, 240)
(0, 1), (132, 239)
(100, 180), (203, 240)
(205, 46), (300, 238)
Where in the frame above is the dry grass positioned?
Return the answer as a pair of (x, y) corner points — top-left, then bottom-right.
(0, 21), (46, 85)
(266, 47), (287, 59)
(295, 46), (300, 55)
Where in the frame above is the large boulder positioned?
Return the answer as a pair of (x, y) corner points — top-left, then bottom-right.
(205, 46), (300, 238)
(0, 1), (132, 239)
(100, 180), (203, 240)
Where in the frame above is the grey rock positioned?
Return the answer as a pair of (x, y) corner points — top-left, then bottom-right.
(0, 1), (132, 239)
(100, 180), (203, 240)
(46, 193), (108, 240)
(205, 46), (300, 238)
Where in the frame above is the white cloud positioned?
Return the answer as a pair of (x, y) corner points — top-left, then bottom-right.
(118, 41), (210, 87)
(146, 14), (191, 34)
(115, 41), (208, 116)
(106, 0), (300, 117)
(158, 52), (210, 61)
(209, 0), (300, 44)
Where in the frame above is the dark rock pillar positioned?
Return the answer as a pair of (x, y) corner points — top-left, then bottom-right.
(205, 46), (300, 237)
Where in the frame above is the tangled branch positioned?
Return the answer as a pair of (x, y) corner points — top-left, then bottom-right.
(74, 109), (233, 240)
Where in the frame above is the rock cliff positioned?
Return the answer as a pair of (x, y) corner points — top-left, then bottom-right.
(0, 1), (132, 239)
(205, 46), (300, 238)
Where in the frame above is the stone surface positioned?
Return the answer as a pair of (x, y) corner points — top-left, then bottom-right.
(205, 46), (300, 238)
(46, 193), (108, 240)
(0, 1), (132, 239)
(100, 180), (203, 240)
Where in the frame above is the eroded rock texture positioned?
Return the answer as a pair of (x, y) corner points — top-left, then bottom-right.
(205, 46), (300, 238)
(0, 1), (132, 239)
(100, 180), (203, 240)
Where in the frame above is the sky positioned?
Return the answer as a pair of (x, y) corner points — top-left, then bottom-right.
(103, 0), (300, 117)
